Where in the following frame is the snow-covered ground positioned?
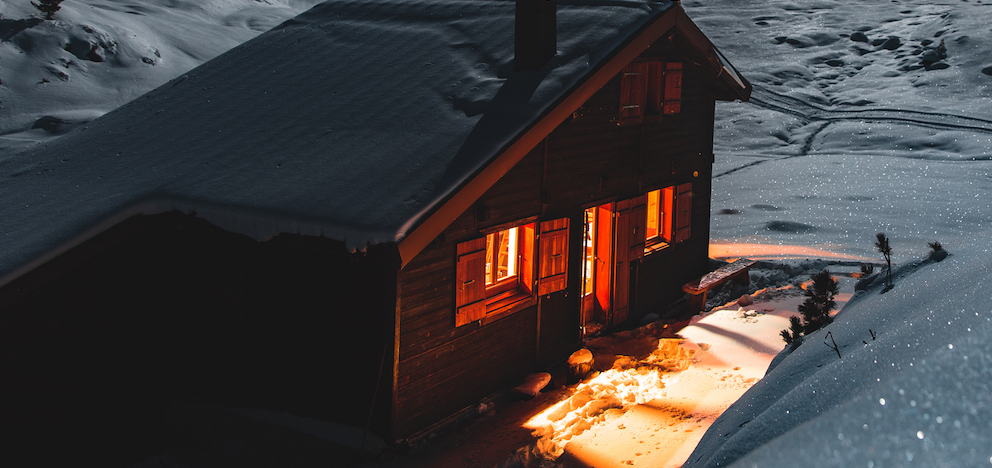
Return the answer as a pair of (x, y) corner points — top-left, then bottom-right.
(2, 0), (992, 466)
(693, 0), (992, 264)
(0, 0), (323, 152)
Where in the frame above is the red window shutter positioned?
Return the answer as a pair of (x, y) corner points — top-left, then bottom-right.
(628, 195), (647, 260)
(646, 61), (664, 115)
(455, 238), (487, 327)
(674, 183), (692, 243)
(538, 218), (569, 296)
(661, 186), (675, 243)
(519, 223), (535, 294)
(619, 62), (647, 124)
(663, 62), (683, 115)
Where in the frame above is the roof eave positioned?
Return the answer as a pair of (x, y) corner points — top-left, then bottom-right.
(672, 7), (751, 102)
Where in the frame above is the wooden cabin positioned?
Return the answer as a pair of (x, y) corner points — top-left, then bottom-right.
(0, 0), (749, 464)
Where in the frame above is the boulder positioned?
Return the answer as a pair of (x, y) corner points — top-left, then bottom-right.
(567, 349), (595, 383)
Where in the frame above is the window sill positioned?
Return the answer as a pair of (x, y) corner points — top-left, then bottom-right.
(644, 241), (671, 256)
(481, 291), (536, 326)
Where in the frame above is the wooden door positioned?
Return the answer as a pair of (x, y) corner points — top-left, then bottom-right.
(594, 204), (613, 322)
(611, 195), (646, 325)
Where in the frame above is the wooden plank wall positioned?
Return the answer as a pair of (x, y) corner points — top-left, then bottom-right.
(395, 147), (543, 436)
(395, 42), (723, 437)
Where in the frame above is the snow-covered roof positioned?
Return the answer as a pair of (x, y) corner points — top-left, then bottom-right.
(0, 0), (748, 285)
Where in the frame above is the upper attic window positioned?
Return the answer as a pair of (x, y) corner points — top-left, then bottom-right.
(618, 61), (683, 125)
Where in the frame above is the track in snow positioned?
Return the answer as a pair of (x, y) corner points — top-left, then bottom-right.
(749, 85), (992, 136)
(715, 85), (992, 178)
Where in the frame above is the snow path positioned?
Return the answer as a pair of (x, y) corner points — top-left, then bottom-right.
(553, 279), (855, 468)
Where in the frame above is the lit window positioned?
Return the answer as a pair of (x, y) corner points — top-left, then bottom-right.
(455, 219), (570, 327)
(645, 183), (692, 249)
(486, 227), (519, 286)
(645, 187), (675, 244)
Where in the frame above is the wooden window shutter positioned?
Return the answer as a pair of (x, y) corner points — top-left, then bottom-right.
(619, 62), (647, 124)
(661, 186), (675, 243)
(674, 183), (692, 243)
(646, 61), (664, 116)
(663, 62), (683, 115)
(627, 195), (647, 260)
(538, 218), (569, 296)
(519, 223), (536, 294)
(455, 238), (487, 327)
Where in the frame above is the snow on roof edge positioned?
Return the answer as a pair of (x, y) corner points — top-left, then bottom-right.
(0, 198), (397, 290)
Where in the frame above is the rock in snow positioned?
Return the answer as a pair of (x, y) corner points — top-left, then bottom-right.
(514, 372), (552, 398)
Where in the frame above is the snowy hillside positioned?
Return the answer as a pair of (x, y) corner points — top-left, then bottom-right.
(0, 0), (323, 151)
(684, 244), (992, 468)
(688, 0), (992, 263)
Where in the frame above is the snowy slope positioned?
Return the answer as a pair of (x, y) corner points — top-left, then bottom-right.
(0, 0), (324, 151)
(685, 244), (992, 468)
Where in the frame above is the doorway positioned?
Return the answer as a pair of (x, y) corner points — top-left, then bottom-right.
(581, 204), (611, 335)
(580, 197), (646, 336)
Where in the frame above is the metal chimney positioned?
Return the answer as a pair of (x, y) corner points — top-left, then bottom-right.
(515, 0), (557, 71)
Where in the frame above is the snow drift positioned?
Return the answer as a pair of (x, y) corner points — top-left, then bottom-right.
(685, 238), (992, 468)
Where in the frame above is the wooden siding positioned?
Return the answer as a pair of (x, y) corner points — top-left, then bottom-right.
(395, 43), (721, 437)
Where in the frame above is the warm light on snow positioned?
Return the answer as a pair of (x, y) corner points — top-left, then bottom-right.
(710, 243), (876, 262)
(513, 282), (819, 466)
(523, 338), (694, 459)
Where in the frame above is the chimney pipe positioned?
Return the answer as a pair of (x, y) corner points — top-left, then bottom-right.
(515, 0), (557, 71)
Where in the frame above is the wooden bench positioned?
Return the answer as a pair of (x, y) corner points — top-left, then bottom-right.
(682, 259), (757, 314)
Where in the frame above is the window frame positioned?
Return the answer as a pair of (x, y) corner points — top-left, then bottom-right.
(644, 186), (675, 249)
(484, 226), (524, 295)
(643, 183), (691, 254)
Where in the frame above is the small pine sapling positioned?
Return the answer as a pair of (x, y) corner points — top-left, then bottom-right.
(874, 232), (893, 289)
(32, 0), (64, 20)
(781, 269), (839, 344)
(798, 269), (838, 334)
(780, 315), (804, 345)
